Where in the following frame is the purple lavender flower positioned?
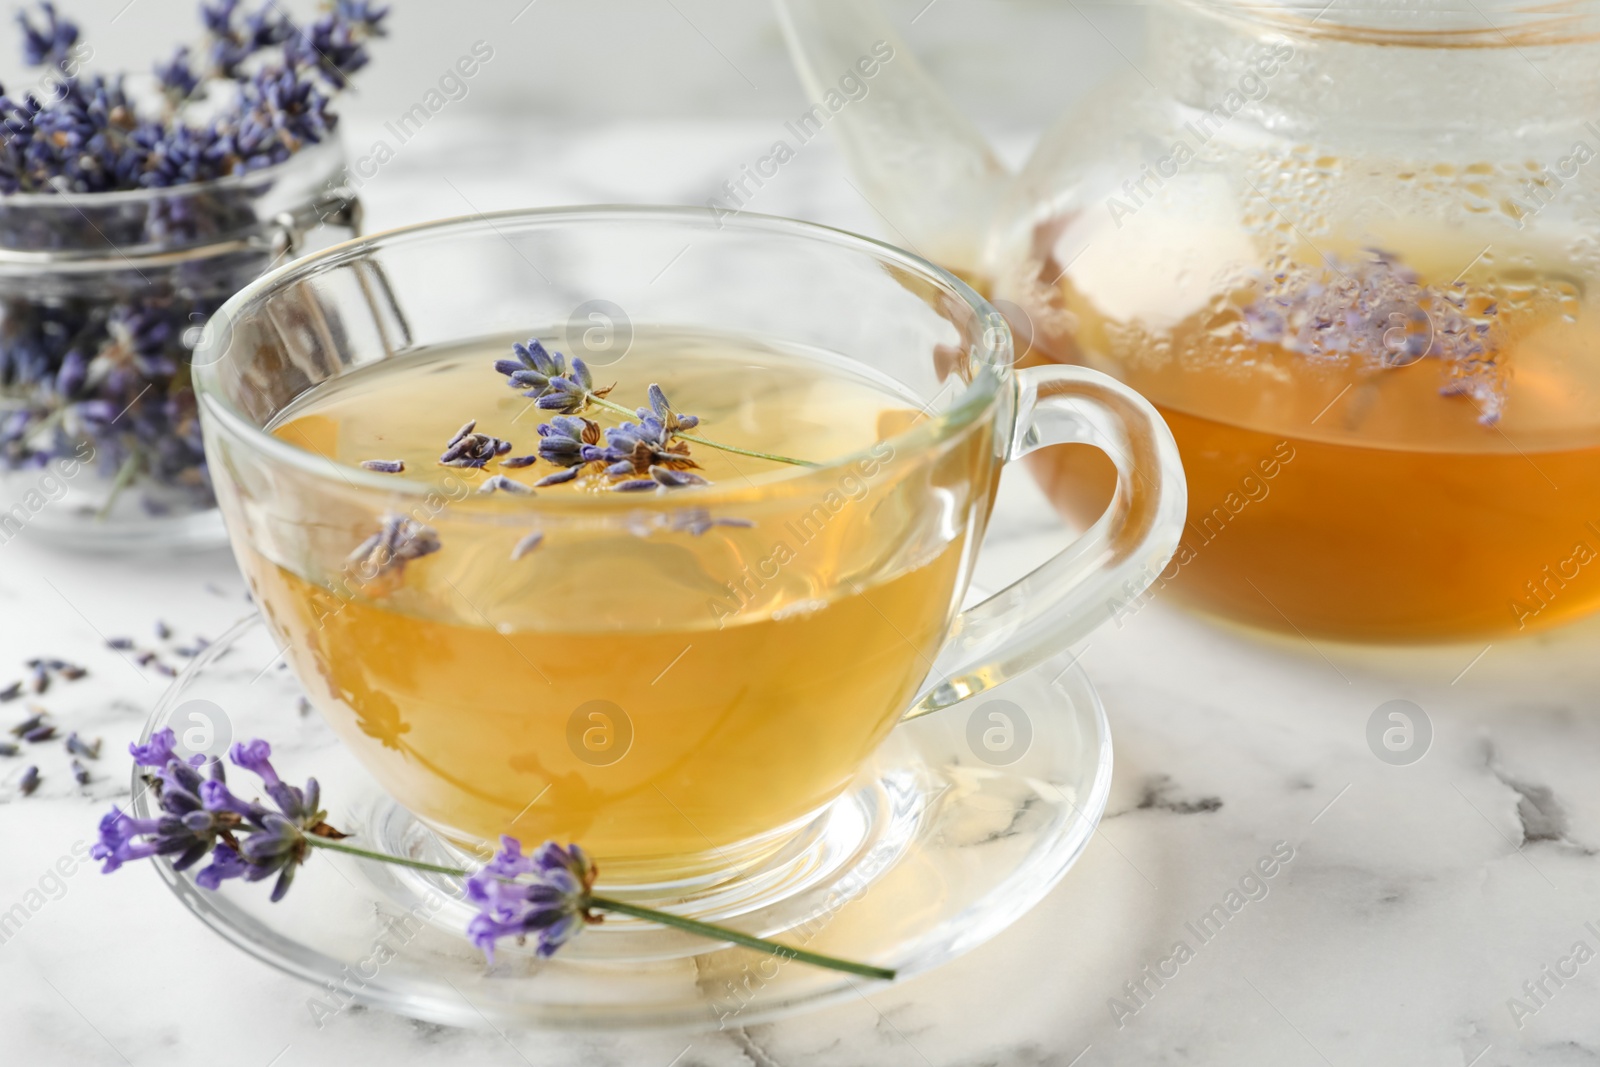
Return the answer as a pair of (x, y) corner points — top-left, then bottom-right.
(478, 474), (533, 495)
(509, 530), (544, 560)
(466, 837), (599, 962)
(16, 3), (79, 70)
(346, 515), (441, 579)
(18, 764), (39, 795)
(494, 339), (614, 414)
(92, 733), (337, 903)
(593, 410), (701, 483)
(667, 508), (754, 536)
(359, 458), (404, 473)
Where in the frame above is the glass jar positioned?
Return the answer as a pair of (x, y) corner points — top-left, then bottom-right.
(0, 141), (359, 551)
(981, 0), (1600, 641)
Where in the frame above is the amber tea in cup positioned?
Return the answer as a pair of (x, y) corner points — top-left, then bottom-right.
(195, 208), (1186, 885)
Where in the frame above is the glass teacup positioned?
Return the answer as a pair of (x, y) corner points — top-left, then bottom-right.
(193, 207), (1186, 886)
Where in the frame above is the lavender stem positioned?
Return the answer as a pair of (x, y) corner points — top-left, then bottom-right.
(302, 838), (895, 979)
(586, 395), (818, 468)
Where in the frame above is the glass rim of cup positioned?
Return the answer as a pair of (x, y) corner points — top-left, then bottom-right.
(192, 204), (1014, 510)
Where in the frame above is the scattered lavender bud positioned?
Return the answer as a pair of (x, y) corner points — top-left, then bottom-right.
(296, 696), (312, 717)
(107, 638), (136, 651)
(360, 459), (405, 473)
(29, 664), (49, 694)
(153, 662), (177, 678)
(0, 681), (21, 702)
(23, 724), (56, 743)
(65, 732), (100, 759)
(447, 420), (477, 447)
(11, 711), (46, 737)
(136, 651), (159, 667)
(478, 475), (533, 496)
(71, 759), (90, 786)
(18, 766), (39, 796)
(500, 455), (538, 468)
(175, 646), (199, 658)
(510, 531), (545, 560)
(0, 742), (17, 757)
(155, 620), (172, 641)
(58, 664), (87, 681)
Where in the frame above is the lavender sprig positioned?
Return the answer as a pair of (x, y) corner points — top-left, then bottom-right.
(90, 731), (343, 901)
(92, 732), (895, 980)
(493, 339), (817, 482)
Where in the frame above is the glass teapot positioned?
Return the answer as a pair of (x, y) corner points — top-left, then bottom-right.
(777, 0), (1600, 642)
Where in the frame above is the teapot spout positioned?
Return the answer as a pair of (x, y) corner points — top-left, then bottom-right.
(774, 0), (1009, 280)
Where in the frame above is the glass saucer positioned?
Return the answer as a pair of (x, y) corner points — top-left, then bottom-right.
(133, 614), (1111, 1031)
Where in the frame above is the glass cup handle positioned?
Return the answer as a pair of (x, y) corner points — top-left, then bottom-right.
(907, 364), (1188, 718)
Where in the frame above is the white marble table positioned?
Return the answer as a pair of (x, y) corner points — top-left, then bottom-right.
(3, 116), (1599, 1067)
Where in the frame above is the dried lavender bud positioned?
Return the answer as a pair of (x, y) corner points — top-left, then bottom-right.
(510, 531), (544, 560)
(70, 758), (90, 785)
(155, 620), (172, 641)
(65, 731), (100, 759)
(0, 742), (17, 757)
(1241, 247), (1507, 424)
(58, 664), (87, 681)
(0, 1), (390, 522)
(447, 420), (477, 447)
(23, 724), (56, 743)
(501, 455), (538, 468)
(478, 475), (533, 496)
(10, 711), (46, 737)
(296, 696), (312, 716)
(346, 514), (441, 579)
(440, 428), (513, 469)
(360, 459), (405, 473)
(153, 662), (177, 678)
(29, 663), (49, 694)
(668, 509), (755, 536)
(648, 466), (708, 490)
(0, 681), (20, 702)
(107, 638), (135, 651)
(18, 765), (39, 796)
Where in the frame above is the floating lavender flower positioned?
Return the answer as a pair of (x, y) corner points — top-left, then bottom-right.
(347, 515), (440, 579)
(478, 475), (532, 495)
(494, 339), (613, 414)
(359, 458), (404, 473)
(1240, 248), (1508, 424)
(439, 419), (514, 469)
(509, 530), (544, 560)
(595, 414), (700, 480)
(667, 508), (755, 536)
(465, 837), (599, 962)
